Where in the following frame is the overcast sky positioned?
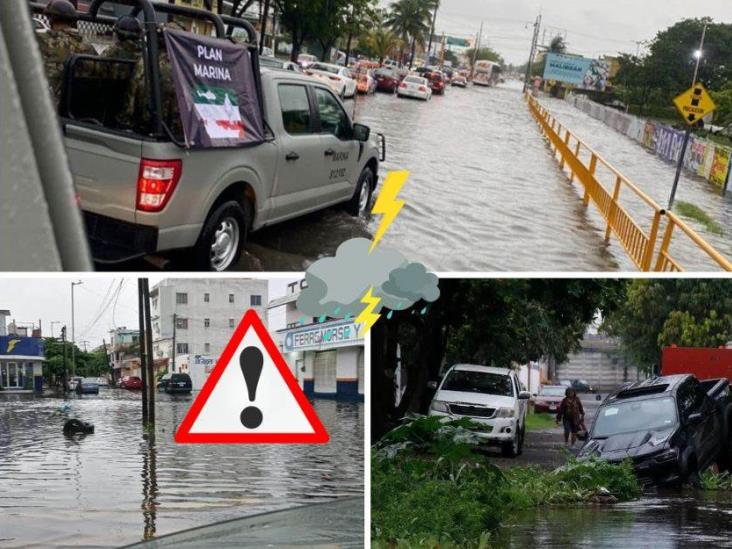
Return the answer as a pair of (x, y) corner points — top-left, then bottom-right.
(382, 0), (732, 65)
(0, 277), (298, 350)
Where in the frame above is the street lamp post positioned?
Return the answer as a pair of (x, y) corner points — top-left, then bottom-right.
(668, 23), (708, 211)
(71, 281), (83, 377)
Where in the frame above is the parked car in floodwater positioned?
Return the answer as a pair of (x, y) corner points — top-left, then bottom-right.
(532, 384), (566, 413)
(428, 365), (530, 457)
(579, 375), (732, 485)
(157, 373), (193, 394)
(120, 376), (143, 390)
(75, 377), (100, 395)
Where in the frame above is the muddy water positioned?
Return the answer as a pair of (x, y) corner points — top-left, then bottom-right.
(0, 390), (363, 547)
(497, 490), (732, 548)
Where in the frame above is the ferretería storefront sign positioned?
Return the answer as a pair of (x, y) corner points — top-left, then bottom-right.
(284, 321), (363, 352)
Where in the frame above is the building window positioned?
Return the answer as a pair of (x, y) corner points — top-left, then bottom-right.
(229, 318), (235, 328)
(204, 318), (210, 328)
(177, 343), (188, 354)
(251, 295), (262, 306)
(229, 293), (235, 303)
(204, 342), (210, 353)
(204, 292), (210, 303)
(176, 292), (188, 305)
(176, 317), (188, 330)
(152, 298), (158, 309)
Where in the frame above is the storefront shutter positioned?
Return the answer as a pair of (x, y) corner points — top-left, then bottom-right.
(314, 350), (337, 393)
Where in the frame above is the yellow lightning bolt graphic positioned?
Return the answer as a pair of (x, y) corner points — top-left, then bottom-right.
(356, 287), (381, 335)
(7, 339), (20, 353)
(369, 170), (409, 253)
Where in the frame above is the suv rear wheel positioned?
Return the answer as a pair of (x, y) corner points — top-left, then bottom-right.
(195, 200), (250, 271)
(346, 167), (374, 217)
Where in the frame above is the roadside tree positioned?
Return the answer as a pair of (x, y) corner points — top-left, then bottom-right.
(604, 279), (732, 375)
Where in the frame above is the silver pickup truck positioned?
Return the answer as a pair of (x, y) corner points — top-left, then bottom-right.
(45, 0), (384, 270)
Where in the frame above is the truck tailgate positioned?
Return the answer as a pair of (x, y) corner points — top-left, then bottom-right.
(64, 124), (141, 224)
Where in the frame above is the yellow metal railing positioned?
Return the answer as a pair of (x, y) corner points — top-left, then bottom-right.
(526, 94), (732, 272)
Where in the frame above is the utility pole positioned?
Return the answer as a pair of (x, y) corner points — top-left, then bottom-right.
(259, 0), (270, 54)
(426, 1), (439, 64)
(138, 279), (149, 425)
(61, 325), (68, 392)
(668, 23), (708, 211)
(469, 21), (483, 81)
(143, 279), (156, 428)
(171, 312), (177, 373)
(523, 14), (542, 93)
(70, 280), (83, 377)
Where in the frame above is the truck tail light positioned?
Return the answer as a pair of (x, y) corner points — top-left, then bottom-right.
(136, 158), (181, 212)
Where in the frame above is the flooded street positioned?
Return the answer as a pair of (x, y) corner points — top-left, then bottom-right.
(0, 390), (363, 548)
(498, 491), (732, 548)
(117, 80), (732, 272)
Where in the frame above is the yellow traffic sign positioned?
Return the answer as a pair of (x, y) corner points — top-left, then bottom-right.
(673, 84), (716, 125)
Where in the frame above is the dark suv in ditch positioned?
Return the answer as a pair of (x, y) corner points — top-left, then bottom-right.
(157, 373), (193, 394)
(579, 374), (732, 485)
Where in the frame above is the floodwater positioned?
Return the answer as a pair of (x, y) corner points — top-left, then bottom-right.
(0, 390), (363, 548)
(497, 490), (732, 548)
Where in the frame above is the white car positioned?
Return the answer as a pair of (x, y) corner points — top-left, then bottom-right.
(305, 62), (357, 99)
(428, 364), (530, 457)
(297, 53), (318, 68)
(396, 75), (432, 101)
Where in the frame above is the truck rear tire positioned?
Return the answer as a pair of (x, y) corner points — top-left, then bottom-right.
(346, 167), (374, 217)
(195, 200), (250, 271)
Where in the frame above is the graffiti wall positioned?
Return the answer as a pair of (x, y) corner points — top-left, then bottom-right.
(568, 95), (732, 190)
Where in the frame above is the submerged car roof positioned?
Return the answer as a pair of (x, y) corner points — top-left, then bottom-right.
(605, 374), (690, 404)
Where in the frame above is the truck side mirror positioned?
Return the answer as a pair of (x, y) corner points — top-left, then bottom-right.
(353, 122), (370, 142)
(518, 391), (531, 400)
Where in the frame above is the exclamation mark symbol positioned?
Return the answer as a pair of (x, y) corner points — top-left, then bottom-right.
(240, 346), (263, 429)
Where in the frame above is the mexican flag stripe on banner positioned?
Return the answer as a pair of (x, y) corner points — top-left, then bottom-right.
(193, 85), (246, 139)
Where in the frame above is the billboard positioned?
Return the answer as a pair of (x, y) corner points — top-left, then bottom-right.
(543, 53), (610, 91)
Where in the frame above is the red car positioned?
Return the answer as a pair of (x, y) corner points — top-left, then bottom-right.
(532, 384), (565, 413)
(374, 68), (400, 93)
(425, 71), (445, 95)
(120, 376), (143, 390)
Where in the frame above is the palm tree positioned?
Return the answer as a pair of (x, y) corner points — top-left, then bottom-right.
(367, 25), (399, 65)
(385, 0), (433, 68)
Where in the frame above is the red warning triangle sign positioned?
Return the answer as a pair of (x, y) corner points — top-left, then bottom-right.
(175, 309), (329, 444)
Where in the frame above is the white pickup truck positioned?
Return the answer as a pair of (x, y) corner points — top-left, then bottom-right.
(428, 364), (531, 457)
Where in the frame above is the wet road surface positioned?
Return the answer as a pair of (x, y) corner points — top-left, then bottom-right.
(0, 390), (363, 547)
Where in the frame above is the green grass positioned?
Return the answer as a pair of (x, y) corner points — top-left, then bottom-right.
(524, 412), (557, 431)
(372, 415), (641, 548)
(674, 201), (725, 236)
(700, 470), (732, 490)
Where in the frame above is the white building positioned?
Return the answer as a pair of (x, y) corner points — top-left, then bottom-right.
(151, 278), (268, 373)
(269, 280), (365, 401)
